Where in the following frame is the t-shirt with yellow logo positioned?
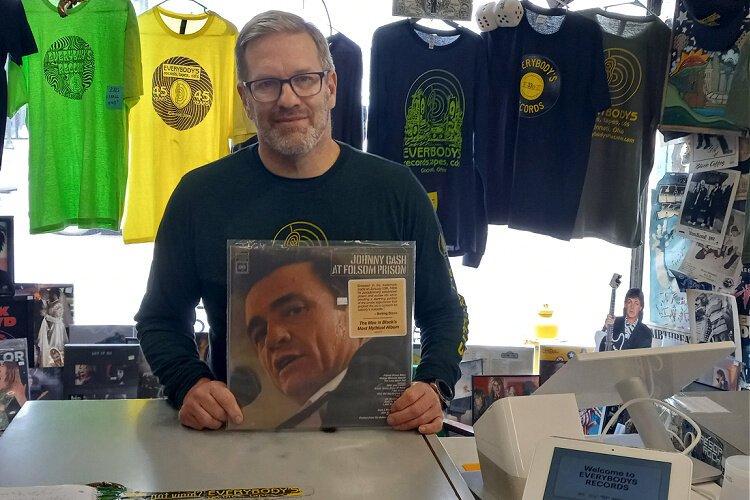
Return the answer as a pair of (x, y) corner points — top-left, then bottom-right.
(124, 7), (254, 243)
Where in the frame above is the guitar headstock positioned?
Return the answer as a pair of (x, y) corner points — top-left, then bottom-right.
(609, 273), (622, 289)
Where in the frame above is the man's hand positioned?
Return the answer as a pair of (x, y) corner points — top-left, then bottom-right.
(178, 378), (244, 430)
(387, 381), (443, 434)
(603, 314), (615, 331)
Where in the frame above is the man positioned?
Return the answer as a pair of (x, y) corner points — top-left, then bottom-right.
(136, 10), (467, 433)
(243, 250), (410, 428)
(598, 288), (652, 351)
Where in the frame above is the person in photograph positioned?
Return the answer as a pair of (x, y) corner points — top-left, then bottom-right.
(599, 288), (653, 351)
(242, 250), (406, 428)
(0, 225), (10, 287)
(135, 10), (467, 432)
(696, 294), (735, 344)
(74, 364), (95, 386)
(688, 180), (709, 226)
(488, 377), (505, 403)
(505, 385), (518, 397)
(37, 288), (70, 368)
(472, 388), (490, 424)
(108, 364), (127, 385)
(715, 369), (729, 390)
(49, 347), (64, 367)
(0, 359), (27, 427)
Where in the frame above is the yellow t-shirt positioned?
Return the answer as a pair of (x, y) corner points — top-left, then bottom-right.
(123, 7), (254, 243)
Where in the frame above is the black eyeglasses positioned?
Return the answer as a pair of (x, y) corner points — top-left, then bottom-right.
(242, 71), (329, 103)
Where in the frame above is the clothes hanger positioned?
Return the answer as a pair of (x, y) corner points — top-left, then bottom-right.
(603, 0), (657, 16)
(408, 17), (461, 30)
(154, 0), (209, 13)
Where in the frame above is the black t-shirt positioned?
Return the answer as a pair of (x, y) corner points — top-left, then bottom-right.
(484, 2), (611, 239)
(0, 0), (37, 168)
(328, 32), (363, 149)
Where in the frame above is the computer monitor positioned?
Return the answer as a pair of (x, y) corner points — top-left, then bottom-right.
(533, 341), (736, 452)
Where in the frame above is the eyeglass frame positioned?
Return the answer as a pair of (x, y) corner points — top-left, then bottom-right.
(241, 71), (330, 103)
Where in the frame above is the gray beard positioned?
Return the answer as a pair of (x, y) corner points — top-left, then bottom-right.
(265, 123), (325, 156)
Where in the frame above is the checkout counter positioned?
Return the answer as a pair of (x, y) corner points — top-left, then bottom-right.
(0, 399), (474, 499)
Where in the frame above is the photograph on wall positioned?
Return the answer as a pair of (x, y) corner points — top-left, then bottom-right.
(227, 241), (415, 430)
(446, 358), (482, 426)
(14, 284), (74, 368)
(471, 375), (540, 424)
(0, 216), (13, 287)
(0, 338), (29, 431)
(579, 406), (606, 436)
(63, 344), (140, 400)
(687, 289), (741, 360)
(688, 134), (739, 172)
(392, 0), (472, 20)
(648, 322), (692, 348)
(676, 169), (740, 247)
(678, 209), (745, 289)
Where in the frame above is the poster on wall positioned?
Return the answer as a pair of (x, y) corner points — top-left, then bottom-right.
(649, 172), (692, 329)
(0, 216), (13, 288)
(678, 209), (745, 289)
(676, 169), (740, 247)
(391, 0), (473, 20)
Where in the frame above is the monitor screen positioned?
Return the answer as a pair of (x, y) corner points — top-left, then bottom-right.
(543, 447), (672, 500)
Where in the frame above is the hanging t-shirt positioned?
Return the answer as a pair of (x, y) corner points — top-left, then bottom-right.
(368, 20), (489, 267)
(1, 0), (37, 169)
(7, 0), (142, 233)
(328, 32), (363, 149)
(123, 7), (254, 244)
(661, 0), (750, 134)
(572, 9), (671, 248)
(485, 2), (611, 240)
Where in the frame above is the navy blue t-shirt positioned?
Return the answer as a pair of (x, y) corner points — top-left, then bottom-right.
(368, 20), (489, 267)
(1, 0), (37, 169)
(328, 32), (363, 149)
(484, 2), (611, 239)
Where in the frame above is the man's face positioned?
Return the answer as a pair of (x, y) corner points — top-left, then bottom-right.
(625, 297), (642, 321)
(238, 32), (337, 157)
(245, 262), (360, 404)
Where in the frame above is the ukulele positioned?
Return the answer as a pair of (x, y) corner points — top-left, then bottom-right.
(604, 273), (622, 352)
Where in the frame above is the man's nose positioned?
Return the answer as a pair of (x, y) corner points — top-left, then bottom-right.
(266, 320), (291, 348)
(277, 80), (301, 106)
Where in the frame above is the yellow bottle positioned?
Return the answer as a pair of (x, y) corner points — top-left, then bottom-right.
(535, 304), (558, 339)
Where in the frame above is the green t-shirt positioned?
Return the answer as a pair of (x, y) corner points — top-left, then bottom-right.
(8, 0), (142, 233)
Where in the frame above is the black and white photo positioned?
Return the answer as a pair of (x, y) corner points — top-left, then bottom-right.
(677, 170), (740, 247)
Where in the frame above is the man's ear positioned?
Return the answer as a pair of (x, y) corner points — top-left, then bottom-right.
(237, 83), (256, 121)
(326, 69), (337, 110)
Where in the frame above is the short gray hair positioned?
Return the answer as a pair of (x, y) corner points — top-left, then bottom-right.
(235, 10), (335, 82)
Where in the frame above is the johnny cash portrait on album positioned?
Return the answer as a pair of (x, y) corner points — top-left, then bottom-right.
(227, 241), (415, 430)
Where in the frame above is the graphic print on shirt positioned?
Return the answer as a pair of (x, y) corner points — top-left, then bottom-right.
(152, 56), (213, 130)
(593, 48), (642, 144)
(274, 222), (329, 246)
(43, 36), (95, 100)
(402, 70), (464, 174)
(519, 54), (560, 117)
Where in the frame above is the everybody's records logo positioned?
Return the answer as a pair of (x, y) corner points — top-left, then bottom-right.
(519, 54), (560, 118)
(152, 56), (213, 130)
(44, 36), (95, 100)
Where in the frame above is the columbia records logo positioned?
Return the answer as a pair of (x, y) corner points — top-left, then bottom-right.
(519, 54), (560, 117)
(604, 47), (642, 107)
(43, 36), (95, 100)
(273, 222), (328, 246)
(152, 56), (213, 130)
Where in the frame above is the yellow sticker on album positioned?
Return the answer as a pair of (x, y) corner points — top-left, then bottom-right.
(348, 278), (407, 338)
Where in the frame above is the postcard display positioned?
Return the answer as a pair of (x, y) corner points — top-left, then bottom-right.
(647, 0), (750, 392)
(227, 241), (415, 430)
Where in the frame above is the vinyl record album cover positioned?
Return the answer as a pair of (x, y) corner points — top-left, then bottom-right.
(227, 241), (415, 430)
